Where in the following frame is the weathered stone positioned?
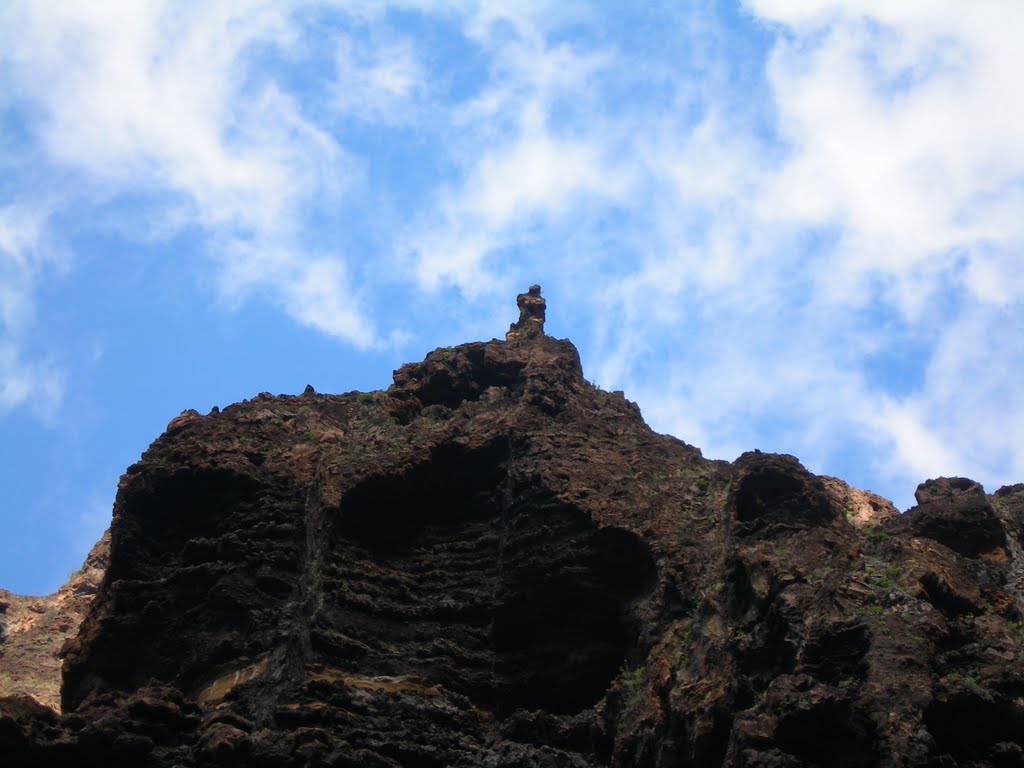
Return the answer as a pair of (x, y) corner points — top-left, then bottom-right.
(506, 284), (546, 340)
(0, 533), (109, 710)
(2, 290), (1023, 766)
(902, 476), (1007, 558)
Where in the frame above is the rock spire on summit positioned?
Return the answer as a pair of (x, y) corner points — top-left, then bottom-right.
(506, 284), (546, 340)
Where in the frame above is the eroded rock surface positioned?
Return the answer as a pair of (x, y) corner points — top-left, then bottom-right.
(506, 284), (547, 340)
(0, 532), (109, 710)
(3, 288), (1024, 766)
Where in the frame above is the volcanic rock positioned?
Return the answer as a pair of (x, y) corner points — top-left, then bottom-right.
(0, 532), (109, 710)
(900, 477), (1007, 559)
(506, 284), (546, 340)
(2, 286), (1024, 766)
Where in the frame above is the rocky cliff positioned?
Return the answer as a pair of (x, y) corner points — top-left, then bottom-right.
(0, 533), (109, 710)
(2, 287), (1023, 767)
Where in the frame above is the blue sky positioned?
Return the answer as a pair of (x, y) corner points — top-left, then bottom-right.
(2, 1), (1022, 594)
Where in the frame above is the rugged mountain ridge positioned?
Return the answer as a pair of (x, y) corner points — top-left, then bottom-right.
(2, 286), (1024, 767)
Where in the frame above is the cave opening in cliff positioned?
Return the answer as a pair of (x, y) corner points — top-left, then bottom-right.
(336, 440), (510, 552)
(774, 700), (876, 768)
(330, 441), (657, 717)
(492, 515), (657, 715)
(926, 692), (1024, 762)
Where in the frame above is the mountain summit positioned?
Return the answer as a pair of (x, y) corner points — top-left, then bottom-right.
(3, 287), (1023, 766)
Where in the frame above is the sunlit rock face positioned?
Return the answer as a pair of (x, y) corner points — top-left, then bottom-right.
(3, 288), (1024, 767)
(0, 533), (109, 711)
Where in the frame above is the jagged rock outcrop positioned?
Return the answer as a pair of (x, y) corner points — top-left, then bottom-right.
(2, 287), (1024, 767)
(506, 284), (546, 340)
(0, 533), (109, 710)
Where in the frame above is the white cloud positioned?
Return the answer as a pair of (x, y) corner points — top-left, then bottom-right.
(910, 304), (1024, 481)
(735, 1), (1024, 500)
(0, 0), (374, 352)
(0, 206), (51, 332)
(408, 21), (632, 292)
(753, 1), (1024, 304)
(867, 398), (969, 489)
(0, 340), (65, 419)
(367, 2), (1024, 508)
(0, 204), (67, 418)
(553, 2), (1024, 506)
(469, 128), (619, 226)
(218, 241), (375, 347)
(1, 0), (1021, 510)
(332, 37), (427, 123)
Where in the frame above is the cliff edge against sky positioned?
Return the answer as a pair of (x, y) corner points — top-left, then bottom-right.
(2, 287), (1023, 767)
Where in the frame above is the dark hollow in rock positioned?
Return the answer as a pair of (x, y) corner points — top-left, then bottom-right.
(493, 505), (656, 714)
(122, 467), (264, 565)
(919, 570), (983, 617)
(332, 439), (656, 717)
(337, 439), (510, 551)
(903, 477), (1007, 558)
(798, 624), (870, 686)
(737, 604), (798, 691)
(926, 691), (1024, 764)
(729, 452), (834, 536)
(774, 699), (876, 768)
(63, 466), (304, 712)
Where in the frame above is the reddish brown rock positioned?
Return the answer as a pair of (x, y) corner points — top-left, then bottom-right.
(2, 289), (1023, 766)
(821, 475), (899, 529)
(0, 532), (109, 711)
(900, 477), (1008, 559)
(506, 283), (546, 340)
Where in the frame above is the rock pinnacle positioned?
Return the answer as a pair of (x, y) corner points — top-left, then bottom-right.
(506, 284), (546, 340)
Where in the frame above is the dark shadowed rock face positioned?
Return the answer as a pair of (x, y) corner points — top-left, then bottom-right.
(901, 477), (1008, 558)
(3, 291), (1024, 766)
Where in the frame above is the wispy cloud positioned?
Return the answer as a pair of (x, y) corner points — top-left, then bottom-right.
(406, 14), (632, 293)
(1, 0), (373, 349)
(0, 341), (65, 419)
(0, 204), (66, 418)
(1, 1), (1021, 512)
(332, 36), (427, 123)
(396, 2), (1024, 505)
(0, 205), (54, 331)
(736, 1), (1024, 501)
(217, 241), (375, 346)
